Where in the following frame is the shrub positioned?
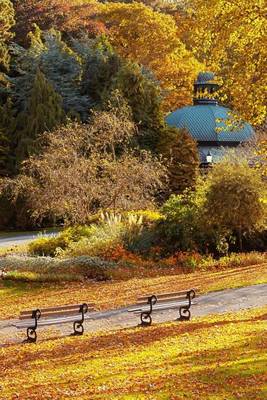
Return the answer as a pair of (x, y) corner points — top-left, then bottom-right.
(28, 235), (70, 257)
(203, 157), (266, 251)
(65, 222), (124, 257)
(199, 252), (267, 270)
(65, 212), (157, 257)
(0, 255), (116, 282)
(160, 191), (207, 252)
(125, 210), (163, 223)
(28, 225), (95, 256)
(2, 271), (83, 283)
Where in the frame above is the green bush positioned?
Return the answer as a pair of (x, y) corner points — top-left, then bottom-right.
(160, 192), (207, 252)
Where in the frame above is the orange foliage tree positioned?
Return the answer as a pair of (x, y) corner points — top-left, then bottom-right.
(175, 0), (267, 125)
(97, 2), (201, 111)
(13, 0), (106, 45)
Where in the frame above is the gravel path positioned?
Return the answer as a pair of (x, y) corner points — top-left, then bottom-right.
(0, 283), (266, 346)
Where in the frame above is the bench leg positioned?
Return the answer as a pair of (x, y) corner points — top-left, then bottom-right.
(24, 327), (37, 343)
(140, 312), (152, 327)
(72, 321), (84, 336)
(178, 306), (191, 321)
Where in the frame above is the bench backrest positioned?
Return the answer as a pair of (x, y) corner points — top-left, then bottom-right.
(136, 289), (196, 307)
(19, 303), (95, 320)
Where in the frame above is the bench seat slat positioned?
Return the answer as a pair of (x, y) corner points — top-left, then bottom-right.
(20, 303), (95, 316)
(129, 301), (186, 313)
(129, 299), (196, 313)
(14, 314), (91, 329)
(136, 295), (196, 307)
(132, 301), (197, 315)
(137, 289), (196, 302)
(19, 307), (95, 320)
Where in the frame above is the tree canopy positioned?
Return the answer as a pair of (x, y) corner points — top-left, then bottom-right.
(176, 0), (267, 125)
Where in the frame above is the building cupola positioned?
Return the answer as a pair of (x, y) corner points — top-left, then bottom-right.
(193, 72), (220, 106)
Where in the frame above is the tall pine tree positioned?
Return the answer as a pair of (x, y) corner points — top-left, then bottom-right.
(0, 98), (15, 175)
(15, 69), (65, 166)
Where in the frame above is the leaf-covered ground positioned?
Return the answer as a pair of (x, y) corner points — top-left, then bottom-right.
(0, 263), (266, 320)
(0, 306), (266, 399)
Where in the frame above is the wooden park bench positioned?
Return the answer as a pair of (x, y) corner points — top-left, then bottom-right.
(128, 289), (196, 326)
(13, 302), (95, 343)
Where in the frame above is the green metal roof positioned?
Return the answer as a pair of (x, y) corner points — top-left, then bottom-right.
(166, 104), (254, 143)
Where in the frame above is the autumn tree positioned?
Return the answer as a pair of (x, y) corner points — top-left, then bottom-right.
(13, 0), (106, 46)
(98, 2), (201, 111)
(176, 0), (267, 125)
(158, 127), (199, 194)
(4, 112), (166, 224)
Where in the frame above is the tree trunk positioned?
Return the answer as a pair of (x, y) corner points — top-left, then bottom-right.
(238, 227), (243, 252)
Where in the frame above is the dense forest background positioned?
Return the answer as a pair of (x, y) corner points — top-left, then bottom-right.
(0, 0), (266, 229)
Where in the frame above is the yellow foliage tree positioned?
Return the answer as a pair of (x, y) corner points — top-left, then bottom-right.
(176, 0), (267, 125)
(98, 2), (201, 111)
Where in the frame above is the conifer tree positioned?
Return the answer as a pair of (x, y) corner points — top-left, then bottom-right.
(40, 29), (91, 120)
(10, 27), (92, 119)
(0, 98), (15, 176)
(0, 0), (15, 73)
(0, 0), (15, 101)
(158, 127), (199, 194)
(15, 69), (65, 165)
(103, 61), (165, 150)
(81, 36), (122, 104)
(110, 62), (163, 132)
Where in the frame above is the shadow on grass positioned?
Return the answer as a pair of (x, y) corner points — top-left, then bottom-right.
(2, 321), (266, 400)
(1, 312), (266, 370)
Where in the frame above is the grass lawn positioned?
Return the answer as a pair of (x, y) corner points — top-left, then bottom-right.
(0, 263), (266, 320)
(0, 306), (266, 399)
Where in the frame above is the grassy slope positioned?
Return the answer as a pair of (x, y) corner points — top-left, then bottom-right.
(0, 263), (266, 319)
(0, 306), (266, 399)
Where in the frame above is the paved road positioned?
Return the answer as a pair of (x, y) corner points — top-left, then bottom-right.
(0, 283), (266, 346)
(0, 229), (60, 248)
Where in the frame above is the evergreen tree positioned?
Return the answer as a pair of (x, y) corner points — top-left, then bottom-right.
(15, 69), (65, 166)
(0, 98), (15, 176)
(0, 0), (15, 72)
(0, 0), (15, 101)
(158, 127), (199, 194)
(41, 29), (91, 120)
(81, 36), (122, 104)
(110, 62), (163, 132)
(9, 27), (92, 119)
(101, 61), (164, 151)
